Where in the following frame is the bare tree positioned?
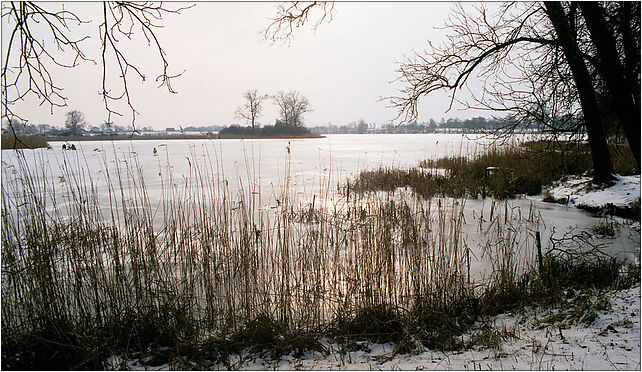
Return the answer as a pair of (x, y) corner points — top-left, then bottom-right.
(64, 110), (86, 135)
(578, 2), (640, 169)
(235, 90), (268, 132)
(1, 2), (191, 131)
(273, 90), (311, 127)
(541, 2), (614, 182)
(264, 2), (639, 182)
(387, 2), (637, 182)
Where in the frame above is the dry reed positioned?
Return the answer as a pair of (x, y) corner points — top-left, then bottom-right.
(1, 143), (636, 369)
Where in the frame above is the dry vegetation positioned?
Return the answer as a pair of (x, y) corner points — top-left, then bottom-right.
(347, 140), (638, 200)
(1, 145), (638, 369)
(1, 134), (50, 149)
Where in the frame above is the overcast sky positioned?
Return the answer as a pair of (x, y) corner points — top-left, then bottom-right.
(4, 2), (493, 129)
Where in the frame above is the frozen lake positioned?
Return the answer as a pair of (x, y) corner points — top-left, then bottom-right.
(2, 133), (514, 201)
(2, 133), (639, 264)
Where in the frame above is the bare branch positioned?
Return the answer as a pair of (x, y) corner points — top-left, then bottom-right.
(263, 2), (335, 44)
(2, 1), (94, 123)
(2, 1), (192, 131)
(99, 2), (193, 129)
(273, 90), (311, 127)
(387, 3), (566, 128)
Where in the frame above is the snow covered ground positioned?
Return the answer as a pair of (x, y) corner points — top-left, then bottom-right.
(233, 286), (640, 370)
(544, 174), (640, 210)
(106, 286), (640, 370)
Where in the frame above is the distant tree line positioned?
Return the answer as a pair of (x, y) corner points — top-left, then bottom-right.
(1, 109), (227, 137)
(4, 110), (576, 138)
(310, 116), (552, 134)
(182, 125), (226, 133)
(2, 117), (139, 136)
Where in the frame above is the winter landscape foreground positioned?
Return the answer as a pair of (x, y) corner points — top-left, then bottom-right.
(3, 135), (638, 370)
(103, 172), (640, 371)
(109, 287), (641, 370)
(2, 1), (641, 370)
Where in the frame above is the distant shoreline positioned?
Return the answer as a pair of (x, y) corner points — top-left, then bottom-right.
(0, 133), (326, 149)
(42, 133), (325, 142)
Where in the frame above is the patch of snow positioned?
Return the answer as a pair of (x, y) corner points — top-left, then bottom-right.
(418, 167), (449, 177)
(546, 175), (640, 209)
(231, 286), (641, 370)
(108, 286), (641, 371)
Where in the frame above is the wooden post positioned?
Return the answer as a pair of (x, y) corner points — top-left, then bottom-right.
(536, 231), (543, 276)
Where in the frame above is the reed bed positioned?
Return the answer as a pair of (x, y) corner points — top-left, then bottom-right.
(1, 144), (636, 369)
(347, 140), (638, 200)
(1, 134), (50, 150)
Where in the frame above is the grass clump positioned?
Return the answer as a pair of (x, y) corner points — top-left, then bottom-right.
(540, 290), (612, 327)
(346, 167), (447, 199)
(591, 218), (620, 237)
(233, 314), (286, 353)
(196, 316), (326, 365)
(410, 296), (479, 351)
(466, 325), (517, 351)
(482, 255), (636, 316)
(330, 304), (405, 344)
(537, 256), (631, 293)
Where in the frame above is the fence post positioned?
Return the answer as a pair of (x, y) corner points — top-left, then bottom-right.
(536, 231), (543, 276)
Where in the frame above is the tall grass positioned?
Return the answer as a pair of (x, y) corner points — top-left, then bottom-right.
(347, 140), (638, 200)
(1, 144), (637, 369)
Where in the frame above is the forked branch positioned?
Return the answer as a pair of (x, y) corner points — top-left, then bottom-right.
(263, 1), (335, 44)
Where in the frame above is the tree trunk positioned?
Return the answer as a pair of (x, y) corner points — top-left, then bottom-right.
(545, 2), (616, 184)
(619, 2), (640, 100)
(579, 2), (640, 171)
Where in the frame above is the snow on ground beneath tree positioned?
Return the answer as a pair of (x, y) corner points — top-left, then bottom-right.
(544, 174), (640, 209)
(106, 286), (641, 370)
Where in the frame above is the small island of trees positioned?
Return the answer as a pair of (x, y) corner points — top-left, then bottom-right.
(220, 89), (322, 139)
